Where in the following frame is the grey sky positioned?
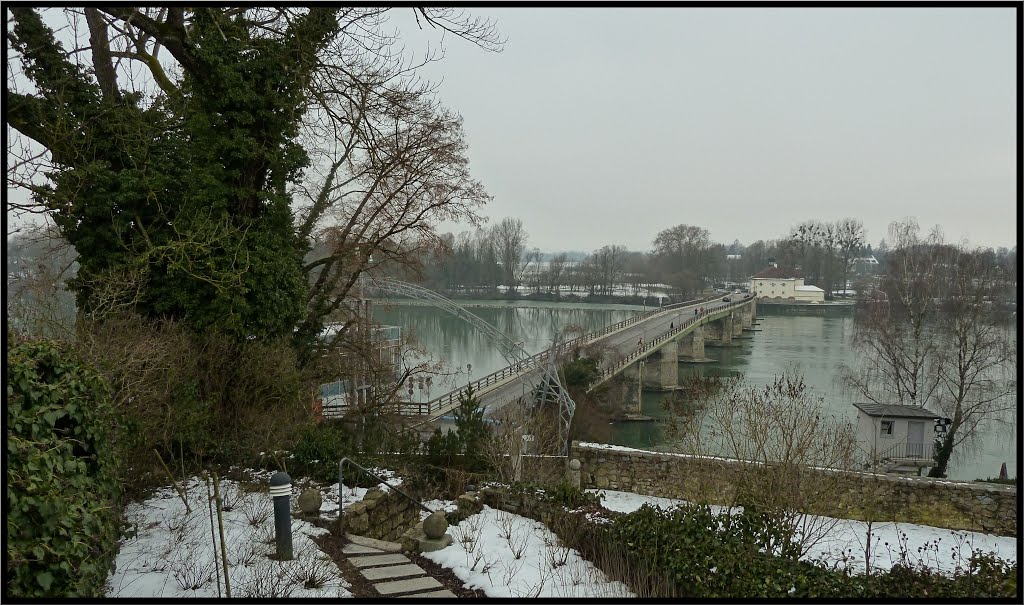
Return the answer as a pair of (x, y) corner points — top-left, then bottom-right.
(399, 7), (1017, 251)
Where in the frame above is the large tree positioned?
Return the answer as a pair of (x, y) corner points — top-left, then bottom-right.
(651, 223), (713, 296)
(491, 217), (530, 294)
(7, 7), (498, 364)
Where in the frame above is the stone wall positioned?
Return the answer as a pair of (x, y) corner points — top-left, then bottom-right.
(573, 442), (1017, 537)
(340, 486), (420, 542)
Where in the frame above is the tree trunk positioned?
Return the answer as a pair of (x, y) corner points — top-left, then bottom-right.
(928, 425), (956, 478)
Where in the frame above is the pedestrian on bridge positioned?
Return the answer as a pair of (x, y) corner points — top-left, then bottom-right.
(638, 337), (643, 348)
(670, 322), (674, 330)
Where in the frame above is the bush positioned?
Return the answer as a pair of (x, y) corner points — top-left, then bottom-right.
(599, 502), (1017, 598)
(6, 339), (122, 597)
(75, 314), (316, 492)
(546, 481), (603, 510)
(290, 421), (358, 483)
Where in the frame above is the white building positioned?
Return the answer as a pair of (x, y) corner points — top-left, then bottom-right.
(748, 266), (825, 303)
(852, 402), (941, 475)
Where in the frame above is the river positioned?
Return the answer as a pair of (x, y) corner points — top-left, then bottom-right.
(371, 299), (1016, 481)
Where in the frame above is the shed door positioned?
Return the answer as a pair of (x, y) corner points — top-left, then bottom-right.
(907, 421), (925, 458)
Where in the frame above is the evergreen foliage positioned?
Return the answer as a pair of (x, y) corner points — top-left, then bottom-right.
(6, 338), (122, 597)
(597, 502), (1017, 598)
(425, 384), (490, 473)
(7, 8), (336, 341)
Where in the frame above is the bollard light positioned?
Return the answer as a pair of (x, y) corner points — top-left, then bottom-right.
(269, 471), (293, 560)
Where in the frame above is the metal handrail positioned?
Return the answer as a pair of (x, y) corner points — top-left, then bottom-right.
(417, 295), (721, 413)
(586, 296), (756, 391)
(877, 440), (934, 462)
(326, 293), (742, 418)
(338, 457), (434, 520)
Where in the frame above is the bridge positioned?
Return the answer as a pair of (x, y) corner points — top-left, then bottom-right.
(384, 293), (758, 423)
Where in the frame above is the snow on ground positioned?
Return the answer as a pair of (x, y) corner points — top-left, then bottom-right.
(420, 499), (459, 520)
(107, 475), (351, 598)
(423, 506), (634, 598)
(591, 489), (1017, 576)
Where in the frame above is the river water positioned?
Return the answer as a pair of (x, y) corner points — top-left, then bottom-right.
(372, 300), (1016, 481)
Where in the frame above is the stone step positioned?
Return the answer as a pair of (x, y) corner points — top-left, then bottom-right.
(342, 543), (384, 555)
(345, 533), (403, 552)
(360, 563), (426, 581)
(350, 553), (410, 568)
(399, 589), (458, 598)
(374, 576), (443, 595)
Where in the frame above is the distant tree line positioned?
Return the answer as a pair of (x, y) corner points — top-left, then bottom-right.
(390, 217), (929, 301)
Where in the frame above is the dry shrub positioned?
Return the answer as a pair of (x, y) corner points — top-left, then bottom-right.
(662, 369), (858, 556)
(75, 312), (317, 493)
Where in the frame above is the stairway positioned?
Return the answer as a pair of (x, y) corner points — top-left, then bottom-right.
(342, 542), (457, 598)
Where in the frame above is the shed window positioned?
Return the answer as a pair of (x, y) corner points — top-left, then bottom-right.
(880, 420), (894, 437)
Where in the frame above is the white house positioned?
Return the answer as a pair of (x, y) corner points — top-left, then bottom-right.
(748, 266), (825, 303)
(852, 402), (941, 475)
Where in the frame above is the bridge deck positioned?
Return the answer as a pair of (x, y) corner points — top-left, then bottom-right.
(321, 295), (755, 424)
(416, 295), (755, 423)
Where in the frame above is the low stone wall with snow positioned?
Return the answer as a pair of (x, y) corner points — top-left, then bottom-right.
(573, 442), (1017, 536)
(340, 486), (419, 542)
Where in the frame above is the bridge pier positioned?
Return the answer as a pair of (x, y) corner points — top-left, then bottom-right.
(678, 325), (706, 361)
(732, 311), (744, 337)
(641, 340), (678, 391)
(619, 366), (643, 415)
(705, 314), (732, 345)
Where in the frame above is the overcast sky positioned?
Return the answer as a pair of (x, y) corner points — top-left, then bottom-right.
(397, 7), (1017, 252)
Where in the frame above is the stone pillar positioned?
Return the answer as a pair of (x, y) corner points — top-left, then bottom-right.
(620, 365), (642, 415)
(740, 304), (753, 328)
(703, 319), (720, 343)
(732, 311), (744, 337)
(679, 326), (705, 361)
(642, 340), (678, 389)
(717, 315), (733, 345)
(567, 459), (581, 489)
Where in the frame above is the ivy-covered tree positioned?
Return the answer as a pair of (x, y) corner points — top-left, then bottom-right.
(7, 7), (498, 360)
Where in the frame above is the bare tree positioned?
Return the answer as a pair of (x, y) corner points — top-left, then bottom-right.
(841, 219), (1016, 478)
(491, 217), (530, 294)
(927, 247), (1016, 477)
(662, 371), (858, 557)
(834, 218), (866, 296)
(546, 253), (569, 295)
(841, 218), (945, 408)
(6, 226), (79, 340)
(651, 224), (713, 296)
(591, 244), (628, 295)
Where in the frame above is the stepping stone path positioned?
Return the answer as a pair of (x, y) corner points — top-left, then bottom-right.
(342, 543), (457, 598)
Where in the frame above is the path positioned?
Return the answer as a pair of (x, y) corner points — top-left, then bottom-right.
(342, 542), (457, 598)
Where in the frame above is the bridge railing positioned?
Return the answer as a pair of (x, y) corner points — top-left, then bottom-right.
(416, 295), (722, 416)
(588, 296), (755, 390)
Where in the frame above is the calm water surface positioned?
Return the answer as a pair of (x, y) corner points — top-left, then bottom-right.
(372, 300), (1016, 481)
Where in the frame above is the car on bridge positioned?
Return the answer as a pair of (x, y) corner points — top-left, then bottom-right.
(722, 296), (731, 302)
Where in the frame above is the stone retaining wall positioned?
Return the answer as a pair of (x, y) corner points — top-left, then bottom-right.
(573, 442), (1017, 536)
(340, 486), (420, 542)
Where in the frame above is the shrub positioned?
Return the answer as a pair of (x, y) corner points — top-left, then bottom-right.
(6, 339), (122, 597)
(546, 481), (603, 510)
(290, 421), (358, 483)
(600, 502), (1017, 598)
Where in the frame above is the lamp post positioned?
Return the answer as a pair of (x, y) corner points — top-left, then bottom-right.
(466, 363), (472, 388)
